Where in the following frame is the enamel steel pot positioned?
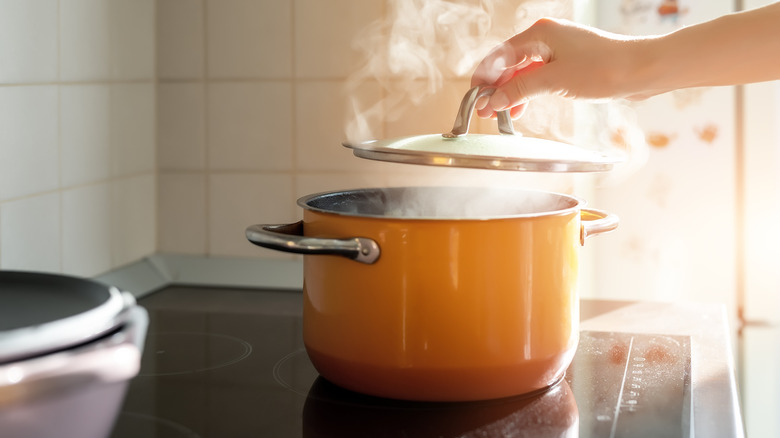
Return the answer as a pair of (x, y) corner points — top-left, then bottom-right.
(247, 186), (617, 401)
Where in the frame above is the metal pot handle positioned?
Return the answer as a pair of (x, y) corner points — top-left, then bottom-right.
(246, 221), (381, 264)
(443, 85), (515, 138)
(580, 208), (619, 245)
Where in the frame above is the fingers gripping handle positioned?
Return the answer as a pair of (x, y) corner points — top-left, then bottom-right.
(443, 85), (515, 138)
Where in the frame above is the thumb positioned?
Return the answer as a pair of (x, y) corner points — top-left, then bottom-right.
(488, 61), (548, 113)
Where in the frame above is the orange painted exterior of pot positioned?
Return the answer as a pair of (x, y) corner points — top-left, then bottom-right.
(300, 201), (584, 401)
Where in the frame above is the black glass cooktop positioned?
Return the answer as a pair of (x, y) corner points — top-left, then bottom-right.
(110, 286), (691, 438)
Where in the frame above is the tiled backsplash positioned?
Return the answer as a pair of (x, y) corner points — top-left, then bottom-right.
(156, 0), (582, 259)
(0, 0), (155, 277)
(0, 0), (579, 274)
(158, 0), (384, 258)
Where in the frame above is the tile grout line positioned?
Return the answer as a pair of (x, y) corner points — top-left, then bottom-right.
(56, 0), (64, 273)
(153, 0), (161, 259)
(0, 78), (156, 88)
(380, 0), (388, 144)
(290, 0), (298, 210)
(107, 1), (116, 272)
(203, 0), (211, 257)
(0, 172), (156, 206)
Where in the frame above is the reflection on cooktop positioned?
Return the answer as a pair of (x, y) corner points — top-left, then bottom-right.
(304, 376), (578, 437)
(139, 332), (253, 377)
(111, 412), (200, 438)
(110, 286), (691, 438)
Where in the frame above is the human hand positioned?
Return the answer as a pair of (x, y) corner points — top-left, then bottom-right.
(471, 18), (657, 119)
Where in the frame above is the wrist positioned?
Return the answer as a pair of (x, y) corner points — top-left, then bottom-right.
(621, 36), (673, 100)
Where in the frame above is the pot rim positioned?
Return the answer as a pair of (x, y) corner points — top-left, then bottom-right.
(296, 186), (586, 221)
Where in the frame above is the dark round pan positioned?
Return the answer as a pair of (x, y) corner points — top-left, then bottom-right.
(0, 271), (133, 364)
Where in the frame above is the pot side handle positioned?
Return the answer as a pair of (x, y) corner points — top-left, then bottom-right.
(580, 208), (619, 245)
(245, 221), (380, 264)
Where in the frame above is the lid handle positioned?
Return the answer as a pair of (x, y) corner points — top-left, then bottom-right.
(443, 85), (515, 138)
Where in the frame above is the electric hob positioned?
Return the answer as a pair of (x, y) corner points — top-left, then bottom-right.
(108, 286), (719, 438)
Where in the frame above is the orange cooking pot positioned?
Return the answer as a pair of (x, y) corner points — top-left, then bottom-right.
(246, 186), (617, 402)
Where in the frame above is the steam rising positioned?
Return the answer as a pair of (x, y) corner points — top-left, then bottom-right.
(344, 0), (647, 184)
(346, 0), (500, 143)
(307, 187), (578, 219)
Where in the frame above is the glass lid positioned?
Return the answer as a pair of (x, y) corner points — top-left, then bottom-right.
(343, 85), (623, 173)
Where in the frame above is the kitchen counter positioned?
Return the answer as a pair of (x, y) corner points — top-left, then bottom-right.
(98, 255), (744, 437)
(580, 300), (744, 437)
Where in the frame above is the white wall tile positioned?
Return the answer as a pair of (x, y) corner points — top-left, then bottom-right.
(60, 0), (111, 81)
(158, 173), (206, 254)
(60, 84), (110, 187)
(295, 80), (387, 172)
(0, 0), (160, 274)
(110, 0), (155, 80)
(294, 173), (427, 200)
(384, 79), (469, 138)
(0, 86), (59, 201)
(158, 83), (206, 170)
(111, 174), (156, 267)
(0, 193), (61, 272)
(0, 0), (58, 83)
(294, 0), (384, 79)
(208, 173), (295, 258)
(295, 174), (374, 198)
(62, 184), (111, 276)
(110, 83), (156, 177)
(157, 0), (204, 79)
(207, 82), (293, 171)
(206, 0), (292, 78)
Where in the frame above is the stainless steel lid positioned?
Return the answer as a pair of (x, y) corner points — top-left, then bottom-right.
(343, 85), (623, 173)
(0, 271), (135, 364)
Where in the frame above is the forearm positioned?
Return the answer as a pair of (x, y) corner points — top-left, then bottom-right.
(474, 3), (780, 116)
(637, 2), (780, 95)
